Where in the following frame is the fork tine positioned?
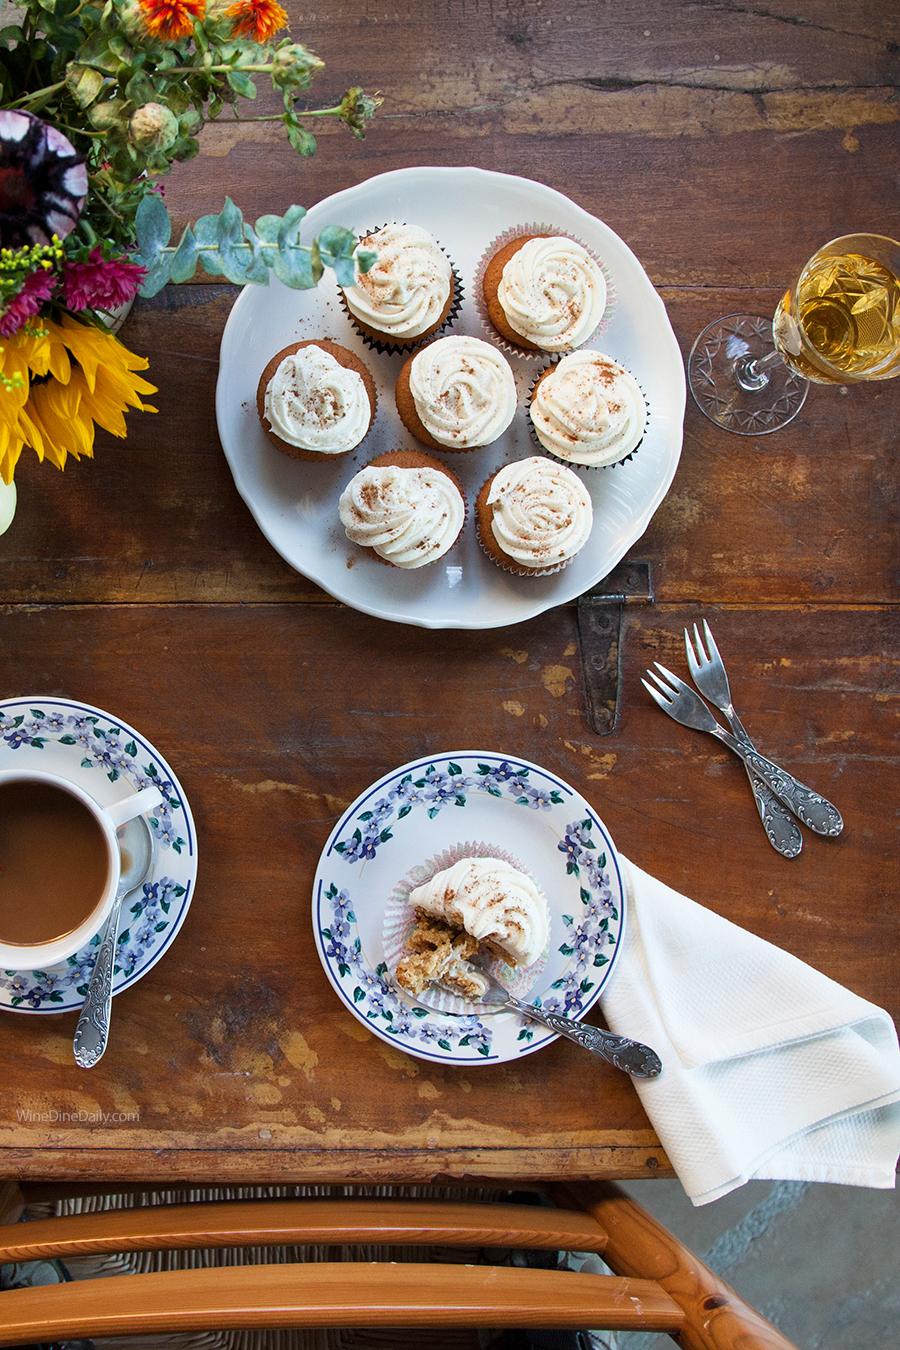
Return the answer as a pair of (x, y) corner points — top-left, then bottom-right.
(693, 622), (710, 665)
(702, 617), (723, 664)
(684, 625), (700, 677)
(645, 668), (677, 697)
(641, 678), (672, 708)
(653, 661), (693, 694)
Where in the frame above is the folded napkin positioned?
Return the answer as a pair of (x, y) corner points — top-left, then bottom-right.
(600, 859), (900, 1206)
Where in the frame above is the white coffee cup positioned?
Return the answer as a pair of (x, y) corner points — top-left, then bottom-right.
(0, 769), (164, 969)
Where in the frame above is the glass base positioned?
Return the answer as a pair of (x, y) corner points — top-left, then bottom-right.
(688, 314), (808, 435)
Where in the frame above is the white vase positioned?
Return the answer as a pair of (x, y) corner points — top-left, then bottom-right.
(0, 477), (16, 536)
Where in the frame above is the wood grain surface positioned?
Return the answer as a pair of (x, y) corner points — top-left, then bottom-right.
(0, 0), (897, 1185)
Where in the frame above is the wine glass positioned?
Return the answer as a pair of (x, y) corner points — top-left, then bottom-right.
(688, 233), (900, 435)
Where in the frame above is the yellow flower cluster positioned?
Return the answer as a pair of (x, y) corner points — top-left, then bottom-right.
(0, 313), (157, 484)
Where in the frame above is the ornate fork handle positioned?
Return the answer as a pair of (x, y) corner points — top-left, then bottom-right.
(505, 995), (662, 1078)
(715, 728), (843, 836)
(745, 769), (803, 857)
(72, 920), (118, 1068)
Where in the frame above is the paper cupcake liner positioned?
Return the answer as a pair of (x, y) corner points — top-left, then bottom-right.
(384, 840), (548, 1017)
(340, 224), (464, 356)
(474, 223), (617, 360)
(475, 471), (573, 578)
(525, 364), (649, 470)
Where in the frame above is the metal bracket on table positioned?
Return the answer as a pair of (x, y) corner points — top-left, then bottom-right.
(576, 561), (654, 736)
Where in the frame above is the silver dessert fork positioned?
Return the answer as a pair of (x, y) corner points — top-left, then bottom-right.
(684, 621), (842, 838)
(642, 664), (842, 836)
(685, 623), (802, 857)
(470, 964), (662, 1079)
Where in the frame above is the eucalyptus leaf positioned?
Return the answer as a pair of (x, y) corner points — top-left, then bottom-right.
(253, 215), (281, 244)
(134, 192), (171, 258)
(276, 203), (307, 251)
(168, 226), (198, 284)
(136, 255), (172, 298)
(272, 246), (316, 290)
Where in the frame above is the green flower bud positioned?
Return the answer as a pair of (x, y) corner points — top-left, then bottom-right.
(337, 87), (382, 140)
(129, 102), (179, 153)
(271, 44), (325, 92)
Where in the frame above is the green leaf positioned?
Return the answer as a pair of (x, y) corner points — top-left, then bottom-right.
(137, 256), (171, 298)
(125, 71), (156, 106)
(276, 203), (307, 250)
(169, 225), (198, 284)
(272, 245), (316, 290)
(134, 192), (171, 259)
(226, 69), (257, 99)
(254, 214), (282, 244)
(286, 122), (316, 156)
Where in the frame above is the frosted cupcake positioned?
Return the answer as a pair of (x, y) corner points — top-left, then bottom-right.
(395, 335), (517, 451)
(529, 351), (646, 467)
(476, 456), (593, 576)
(481, 234), (608, 355)
(256, 340), (376, 462)
(341, 223), (459, 351)
(338, 449), (465, 569)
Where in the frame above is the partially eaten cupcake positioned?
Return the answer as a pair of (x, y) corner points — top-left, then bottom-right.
(395, 856), (550, 1001)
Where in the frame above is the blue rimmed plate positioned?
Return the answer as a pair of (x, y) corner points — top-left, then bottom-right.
(0, 697), (197, 1014)
(312, 751), (624, 1064)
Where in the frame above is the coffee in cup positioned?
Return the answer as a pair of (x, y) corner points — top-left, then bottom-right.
(0, 770), (164, 969)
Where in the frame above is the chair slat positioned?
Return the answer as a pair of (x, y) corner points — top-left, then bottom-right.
(0, 1263), (683, 1342)
(0, 1198), (608, 1262)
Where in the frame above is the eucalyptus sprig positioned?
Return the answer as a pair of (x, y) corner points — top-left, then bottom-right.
(134, 193), (377, 294)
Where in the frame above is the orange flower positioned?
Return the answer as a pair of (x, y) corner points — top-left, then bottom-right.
(138, 0), (205, 41)
(227, 0), (288, 43)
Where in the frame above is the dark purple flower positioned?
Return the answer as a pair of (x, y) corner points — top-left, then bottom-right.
(0, 110), (87, 249)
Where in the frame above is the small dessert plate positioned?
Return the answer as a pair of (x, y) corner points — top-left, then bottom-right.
(0, 697), (197, 1014)
(312, 750), (625, 1065)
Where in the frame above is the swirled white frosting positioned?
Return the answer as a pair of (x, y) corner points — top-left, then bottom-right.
(264, 346), (371, 454)
(410, 857), (549, 968)
(487, 456), (593, 569)
(497, 236), (607, 351)
(408, 336), (517, 448)
(530, 351), (646, 466)
(339, 463), (464, 569)
(343, 224), (452, 339)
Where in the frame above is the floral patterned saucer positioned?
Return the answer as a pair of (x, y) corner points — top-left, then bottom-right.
(0, 696), (196, 1014)
(312, 751), (625, 1065)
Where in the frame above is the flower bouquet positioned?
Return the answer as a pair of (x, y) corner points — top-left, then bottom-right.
(0, 0), (379, 518)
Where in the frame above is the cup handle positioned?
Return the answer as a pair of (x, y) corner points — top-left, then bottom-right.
(105, 784), (164, 830)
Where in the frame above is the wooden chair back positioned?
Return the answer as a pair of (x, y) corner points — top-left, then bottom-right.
(0, 1179), (799, 1349)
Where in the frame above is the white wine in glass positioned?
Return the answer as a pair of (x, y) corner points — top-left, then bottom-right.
(688, 234), (900, 434)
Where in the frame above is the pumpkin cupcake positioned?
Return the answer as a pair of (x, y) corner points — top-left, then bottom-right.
(341, 223), (460, 352)
(476, 456), (593, 576)
(338, 449), (466, 569)
(257, 340), (376, 462)
(529, 351), (646, 467)
(479, 232), (609, 355)
(395, 335), (517, 451)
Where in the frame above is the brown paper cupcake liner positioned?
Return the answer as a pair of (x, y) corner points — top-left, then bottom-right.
(474, 222), (616, 360)
(525, 363), (649, 470)
(383, 840), (549, 1016)
(340, 223), (464, 356)
(475, 470), (573, 578)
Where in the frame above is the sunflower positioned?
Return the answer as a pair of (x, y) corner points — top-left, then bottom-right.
(0, 314), (157, 483)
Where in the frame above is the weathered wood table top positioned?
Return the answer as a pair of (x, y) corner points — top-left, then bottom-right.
(1, 1), (897, 1185)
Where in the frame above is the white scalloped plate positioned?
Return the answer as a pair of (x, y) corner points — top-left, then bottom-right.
(217, 167), (684, 629)
(311, 751), (625, 1065)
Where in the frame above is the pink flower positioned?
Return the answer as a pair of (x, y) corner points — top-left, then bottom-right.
(63, 248), (147, 313)
(0, 268), (56, 337)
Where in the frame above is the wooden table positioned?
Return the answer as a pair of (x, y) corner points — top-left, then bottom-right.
(1, 1), (897, 1186)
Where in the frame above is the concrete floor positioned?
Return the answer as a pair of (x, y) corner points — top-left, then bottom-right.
(614, 1178), (900, 1349)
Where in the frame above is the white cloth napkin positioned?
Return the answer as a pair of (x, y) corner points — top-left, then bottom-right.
(600, 859), (900, 1206)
